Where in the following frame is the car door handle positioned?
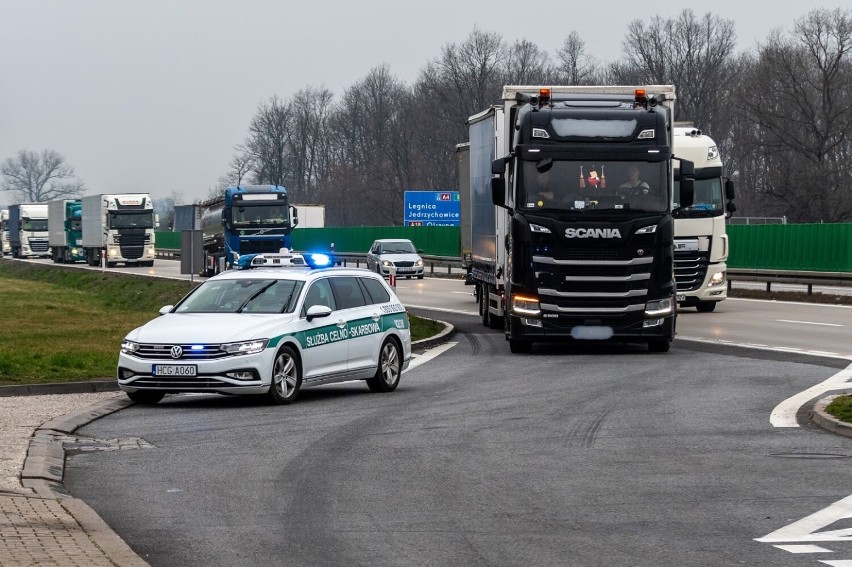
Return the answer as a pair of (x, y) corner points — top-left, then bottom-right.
(371, 313), (381, 321)
(337, 319), (346, 329)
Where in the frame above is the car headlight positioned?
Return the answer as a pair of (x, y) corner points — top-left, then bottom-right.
(121, 340), (140, 354)
(645, 298), (673, 317)
(220, 339), (269, 355)
(381, 260), (393, 267)
(415, 259), (423, 267)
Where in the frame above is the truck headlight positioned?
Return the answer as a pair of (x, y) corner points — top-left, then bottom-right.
(121, 340), (140, 354)
(512, 294), (540, 316)
(109, 247), (120, 257)
(221, 339), (269, 355)
(707, 271), (725, 287)
(645, 298), (673, 318)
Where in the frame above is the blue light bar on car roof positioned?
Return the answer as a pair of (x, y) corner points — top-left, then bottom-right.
(237, 250), (307, 269)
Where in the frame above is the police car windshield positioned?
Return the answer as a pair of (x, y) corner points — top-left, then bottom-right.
(175, 279), (304, 314)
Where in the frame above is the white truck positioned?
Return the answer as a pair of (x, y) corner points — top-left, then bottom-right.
(81, 193), (157, 267)
(7, 203), (51, 258)
(0, 209), (9, 256)
(672, 126), (736, 312)
(292, 204), (325, 228)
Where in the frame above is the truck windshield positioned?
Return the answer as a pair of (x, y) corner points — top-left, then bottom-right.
(519, 159), (668, 213)
(231, 204), (290, 228)
(109, 212), (154, 229)
(673, 177), (724, 218)
(22, 219), (48, 231)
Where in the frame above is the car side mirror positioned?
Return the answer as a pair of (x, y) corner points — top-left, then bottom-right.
(159, 305), (173, 315)
(306, 304), (332, 322)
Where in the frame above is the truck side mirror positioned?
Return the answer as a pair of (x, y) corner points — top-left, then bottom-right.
(679, 159), (694, 177)
(492, 158), (506, 175)
(726, 201), (737, 213)
(725, 179), (735, 200)
(291, 206), (299, 228)
(221, 209), (229, 229)
(154, 214), (160, 229)
(491, 178), (506, 208)
(679, 178), (695, 208)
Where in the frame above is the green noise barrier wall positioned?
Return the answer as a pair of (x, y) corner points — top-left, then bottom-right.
(727, 223), (852, 272)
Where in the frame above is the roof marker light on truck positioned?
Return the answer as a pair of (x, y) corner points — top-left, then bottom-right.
(637, 129), (655, 139)
(532, 128), (550, 139)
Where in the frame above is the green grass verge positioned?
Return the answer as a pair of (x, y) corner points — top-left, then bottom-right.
(0, 261), (444, 386)
(826, 394), (852, 424)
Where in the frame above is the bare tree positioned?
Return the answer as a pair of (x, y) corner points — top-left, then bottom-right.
(502, 39), (551, 85)
(737, 8), (852, 222)
(554, 32), (600, 85)
(1, 149), (85, 202)
(244, 95), (293, 187)
(289, 86), (334, 203)
(615, 10), (738, 132)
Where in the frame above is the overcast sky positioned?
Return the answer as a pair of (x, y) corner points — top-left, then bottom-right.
(1, 1), (848, 207)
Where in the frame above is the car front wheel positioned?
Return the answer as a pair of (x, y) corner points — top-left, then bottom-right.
(268, 345), (302, 404)
(366, 338), (402, 392)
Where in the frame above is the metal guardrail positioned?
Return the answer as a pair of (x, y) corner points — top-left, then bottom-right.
(156, 249), (851, 292)
(727, 268), (852, 294)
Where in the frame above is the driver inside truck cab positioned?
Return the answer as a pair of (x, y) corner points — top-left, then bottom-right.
(527, 169), (557, 208)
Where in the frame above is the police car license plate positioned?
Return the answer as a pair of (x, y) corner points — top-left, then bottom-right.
(676, 294), (686, 302)
(153, 364), (197, 377)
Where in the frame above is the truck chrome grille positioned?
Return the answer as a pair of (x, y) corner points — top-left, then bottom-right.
(28, 238), (49, 253)
(674, 251), (709, 291)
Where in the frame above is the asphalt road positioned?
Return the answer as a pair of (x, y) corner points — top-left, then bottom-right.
(64, 308), (852, 567)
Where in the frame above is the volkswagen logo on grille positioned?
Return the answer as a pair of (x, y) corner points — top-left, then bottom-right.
(170, 345), (183, 359)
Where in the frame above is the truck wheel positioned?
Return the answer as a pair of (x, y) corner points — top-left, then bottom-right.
(479, 285), (490, 327)
(696, 301), (717, 313)
(509, 339), (532, 354)
(648, 340), (671, 353)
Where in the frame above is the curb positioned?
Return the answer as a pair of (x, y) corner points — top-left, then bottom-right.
(811, 395), (852, 438)
(20, 395), (151, 566)
(411, 318), (456, 350)
(0, 380), (118, 397)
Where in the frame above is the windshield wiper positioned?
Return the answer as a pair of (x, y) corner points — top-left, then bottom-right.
(237, 282), (276, 313)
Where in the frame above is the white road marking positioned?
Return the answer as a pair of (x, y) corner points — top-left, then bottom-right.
(405, 342), (457, 372)
(777, 319), (844, 327)
(770, 362), (852, 427)
(677, 336), (848, 361)
(820, 561), (852, 566)
(757, 494), (852, 543)
(773, 544), (832, 553)
(728, 297), (852, 309)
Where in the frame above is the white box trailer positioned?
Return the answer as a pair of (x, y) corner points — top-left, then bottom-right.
(293, 204), (325, 228)
(81, 193), (157, 267)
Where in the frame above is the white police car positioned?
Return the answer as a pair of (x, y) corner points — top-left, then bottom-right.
(117, 252), (411, 405)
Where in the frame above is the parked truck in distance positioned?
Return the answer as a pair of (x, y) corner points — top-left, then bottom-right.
(7, 203), (51, 258)
(465, 85), (694, 353)
(672, 126), (736, 312)
(199, 185), (295, 276)
(0, 209), (9, 256)
(48, 199), (87, 263)
(81, 194), (157, 267)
